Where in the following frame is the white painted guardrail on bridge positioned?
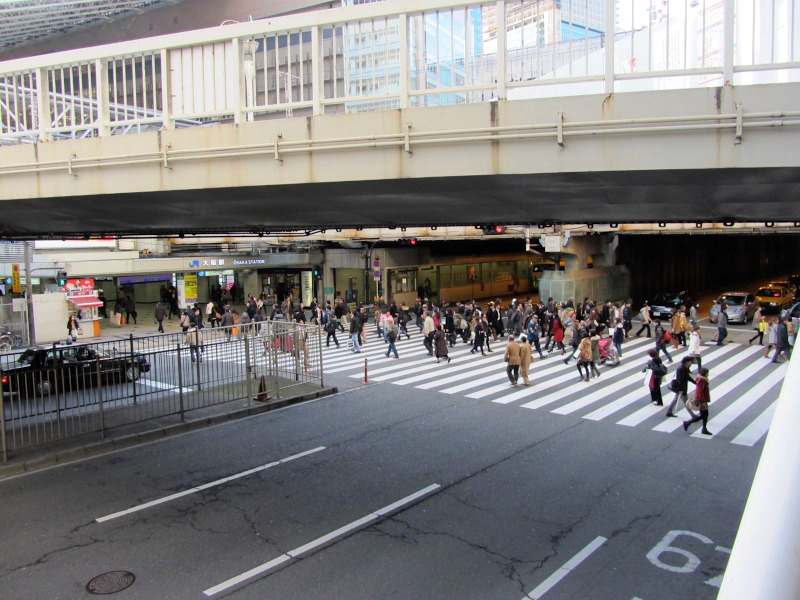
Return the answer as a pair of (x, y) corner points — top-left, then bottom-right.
(0, 0), (797, 146)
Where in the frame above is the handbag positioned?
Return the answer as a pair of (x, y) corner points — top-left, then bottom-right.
(686, 394), (701, 412)
(668, 379), (678, 393)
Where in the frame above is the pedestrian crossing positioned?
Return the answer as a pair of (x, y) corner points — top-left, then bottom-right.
(320, 331), (788, 447)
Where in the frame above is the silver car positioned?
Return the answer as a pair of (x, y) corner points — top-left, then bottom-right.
(709, 292), (757, 325)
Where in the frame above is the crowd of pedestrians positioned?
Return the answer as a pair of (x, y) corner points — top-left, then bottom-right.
(133, 284), (796, 437)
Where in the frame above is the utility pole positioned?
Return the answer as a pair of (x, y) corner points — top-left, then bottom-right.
(362, 240), (379, 307)
(24, 241), (35, 346)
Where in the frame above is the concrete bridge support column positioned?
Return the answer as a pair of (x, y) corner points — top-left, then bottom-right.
(538, 234), (631, 304)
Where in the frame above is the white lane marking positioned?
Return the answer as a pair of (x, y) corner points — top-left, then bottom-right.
(616, 345), (736, 427)
(706, 364), (786, 439)
(287, 514), (377, 557)
(522, 536), (607, 599)
(730, 402), (777, 446)
(203, 483), (441, 597)
(652, 345), (765, 433)
(96, 446), (326, 523)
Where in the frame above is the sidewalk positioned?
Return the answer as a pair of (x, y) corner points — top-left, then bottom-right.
(78, 302), (249, 345)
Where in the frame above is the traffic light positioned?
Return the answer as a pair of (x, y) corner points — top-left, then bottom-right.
(57, 271), (67, 286)
(313, 266), (320, 277)
(482, 225), (507, 235)
(399, 238), (418, 246)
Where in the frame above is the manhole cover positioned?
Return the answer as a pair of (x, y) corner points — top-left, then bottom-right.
(85, 571), (136, 595)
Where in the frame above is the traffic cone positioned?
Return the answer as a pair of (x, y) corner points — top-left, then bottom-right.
(254, 375), (270, 402)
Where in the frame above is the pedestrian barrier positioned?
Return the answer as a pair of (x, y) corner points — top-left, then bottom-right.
(0, 321), (323, 462)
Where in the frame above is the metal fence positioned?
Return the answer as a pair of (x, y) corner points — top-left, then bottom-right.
(0, 0), (797, 146)
(0, 321), (323, 461)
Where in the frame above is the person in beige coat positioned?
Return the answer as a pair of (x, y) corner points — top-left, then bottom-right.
(519, 336), (533, 386)
(504, 335), (522, 386)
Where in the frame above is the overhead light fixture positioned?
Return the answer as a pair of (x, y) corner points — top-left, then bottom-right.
(723, 221), (734, 227)
(658, 222), (666, 228)
(695, 223), (702, 228)
(609, 223), (618, 229)
(765, 222), (775, 228)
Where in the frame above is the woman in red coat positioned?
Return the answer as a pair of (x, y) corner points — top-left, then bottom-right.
(683, 367), (711, 435)
(551, 316), (566, 355)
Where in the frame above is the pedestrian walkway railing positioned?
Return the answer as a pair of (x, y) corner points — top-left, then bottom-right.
(718, 345), (800, 598)
(0, 321), (324, 462)
(0, 0), (797, 146)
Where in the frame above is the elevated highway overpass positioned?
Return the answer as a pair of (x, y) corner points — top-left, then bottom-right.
(0, 0), (798, 239)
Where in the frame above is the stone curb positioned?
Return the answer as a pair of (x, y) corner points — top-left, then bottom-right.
(0, 386), (338, 480)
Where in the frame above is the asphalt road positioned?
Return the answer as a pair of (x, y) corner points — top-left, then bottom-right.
(0, 325), (774, 599)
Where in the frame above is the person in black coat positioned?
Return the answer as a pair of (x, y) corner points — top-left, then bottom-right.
(665, 356), (696, 418)
(124, 296), (137, 324)
(642, 349), (666, 406)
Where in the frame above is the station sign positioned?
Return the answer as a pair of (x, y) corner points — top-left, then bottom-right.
(11, 264), (20, 293)
(186, 256), (268, 270)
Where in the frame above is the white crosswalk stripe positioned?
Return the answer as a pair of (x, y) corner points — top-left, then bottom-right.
(731, 402), (778, 446)
(698, 364), (786, 439)
(321, 335), (788, 446)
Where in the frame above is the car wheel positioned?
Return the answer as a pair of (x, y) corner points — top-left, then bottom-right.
(125, 365), (141, 382)
(0, 341), (11, 352)
(36, 379), (51, 396)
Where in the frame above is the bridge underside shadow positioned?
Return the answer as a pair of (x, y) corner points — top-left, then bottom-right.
(3, 166), (799, 238)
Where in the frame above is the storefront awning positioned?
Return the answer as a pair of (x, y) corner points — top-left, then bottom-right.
(68, 295), (103, 308)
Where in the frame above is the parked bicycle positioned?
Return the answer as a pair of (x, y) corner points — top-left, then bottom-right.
(0, 331), (24, 352)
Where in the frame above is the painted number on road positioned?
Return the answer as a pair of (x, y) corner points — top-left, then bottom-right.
(646, 530), (731, 588)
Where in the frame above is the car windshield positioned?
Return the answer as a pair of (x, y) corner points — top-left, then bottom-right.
(719, 295), (745, 306)
(17, 349), (37, 366)
(757, 288), (782, 297)
(652, 293), (678, 305)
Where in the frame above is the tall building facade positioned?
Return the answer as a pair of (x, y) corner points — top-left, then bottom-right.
(341, 0), (483, 110)
(484, 0), (604, 47)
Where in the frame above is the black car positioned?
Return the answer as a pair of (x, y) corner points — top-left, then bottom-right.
(2, 344), (150, 396)
(649, 291), (696, 321)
